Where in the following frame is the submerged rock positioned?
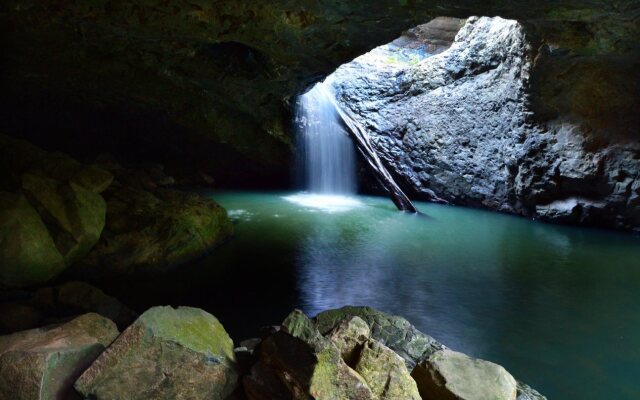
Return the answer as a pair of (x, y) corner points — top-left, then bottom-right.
(0, 313), (118, 400)
(75, 306), (238, 400)
(412, 349), (518, 400)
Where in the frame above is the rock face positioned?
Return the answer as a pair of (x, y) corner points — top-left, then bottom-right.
(330, 17), (640, 231)
(0, 313), (118, 400)
(75, 306), (238, 400)
(412, 349), (518, 400)
(0, 134), (110, 287)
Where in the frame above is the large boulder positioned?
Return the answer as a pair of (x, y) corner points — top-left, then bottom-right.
(0, 192), (65, 288)
(330, 16), (640, 231)
(411, 349), (518, 400)
(0, 313), (118, 400)
(76, 184), (233, 278)
(75, 306), (238, 400)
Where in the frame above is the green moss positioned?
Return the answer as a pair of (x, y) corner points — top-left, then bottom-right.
(139, 306), (235, 361)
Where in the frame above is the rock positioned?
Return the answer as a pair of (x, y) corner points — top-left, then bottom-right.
(0, 313), (118, 400)
(75, 306), (238, 400)
(411, 349), (518, 400)
(330, 16), (640, 231)
(326, 315), (370, 366)
(0, 192), (66, 288)
(76, 186), (233, 278)
(314, 306), (444, 370)
(354, 339), (421, 400)
(31, 281), (137, 329)
(22, 172), (107, 266)
(245, 310), (374, 400)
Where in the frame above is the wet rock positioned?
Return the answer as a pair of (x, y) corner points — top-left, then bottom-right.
(354, 339), (421, 400)
(0, 313), (118, 400)
(411, 349), (518, 400)
(0, 192), (66, 288)
(75, 306), (238, 400)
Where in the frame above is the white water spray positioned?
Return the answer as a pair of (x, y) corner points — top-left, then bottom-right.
(295, 82), (357, 195)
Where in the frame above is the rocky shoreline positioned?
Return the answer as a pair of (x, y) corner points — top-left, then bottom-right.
(0, 304), (545, 400)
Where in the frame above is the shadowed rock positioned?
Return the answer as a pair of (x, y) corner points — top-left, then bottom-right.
(0, 313), (118, 400)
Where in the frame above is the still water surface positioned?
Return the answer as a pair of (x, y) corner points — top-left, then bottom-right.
(109, 191), (640, 400)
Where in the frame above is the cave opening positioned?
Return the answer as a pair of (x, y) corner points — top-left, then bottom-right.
(1, 5), (639, 400)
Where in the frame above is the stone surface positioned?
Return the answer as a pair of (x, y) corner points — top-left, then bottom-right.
(411, 349), (518, 400)
(76, 183), (233, 278)
(315, 306), (444, 370)
(75, 306), (238, 400)
(354, 339), (421, 400)
(245, 309), (374, 400)
(326, 315), (371, 366)
(0, 191), (66, 288)
(330, 16), (640, 231)
(0, 313), (118, 400)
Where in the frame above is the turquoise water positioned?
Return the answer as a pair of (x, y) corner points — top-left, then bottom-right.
(110, 191), (640, 399)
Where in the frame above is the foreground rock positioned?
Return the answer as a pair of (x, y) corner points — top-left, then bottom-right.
(412, 349), (518, 400)
(75, 306), (238, 400)
(0, 313), (118, 400)
(244, 307), (539, 400)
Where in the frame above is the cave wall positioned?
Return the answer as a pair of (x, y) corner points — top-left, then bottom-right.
(1, 1), (638, 186)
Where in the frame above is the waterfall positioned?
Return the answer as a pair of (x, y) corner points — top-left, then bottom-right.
(295, 82), (357, 195)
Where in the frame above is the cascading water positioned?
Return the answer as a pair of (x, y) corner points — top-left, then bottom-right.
(295, 82), (357, 195)
(284, 81), (361, 212)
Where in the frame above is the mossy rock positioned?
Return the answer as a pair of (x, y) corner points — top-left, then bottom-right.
(77, 186), (233, 278)
(354, 339), (421, 400)
(22, 172), (106, 266)
(0, 313), (119, 400)
(0, 191), (66, 288)
(75, 306), (238, 400)
(314, 306), (444, 369)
